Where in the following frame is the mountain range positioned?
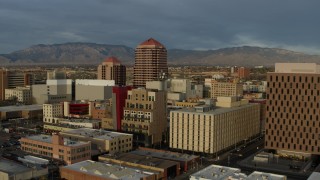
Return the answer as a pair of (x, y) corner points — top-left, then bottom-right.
(1, 42), (319, 66)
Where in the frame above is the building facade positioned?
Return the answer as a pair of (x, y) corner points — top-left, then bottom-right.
(238, 67), (250, 79)
(20, 134), (91, 165)
(97, 57), (126, 86)
(211, 82), (243, 99)
(5, 86), (32, 104)
(0, 69), (34, 101)
(265, 63), (320, 157)
(133, 38), (168, 87)
(60, 128), (133, 155)
(170, 97), (260, 154)
(32, 80), (73, 104)
(121, 88), (167, 147)
(75, 80), (114, 101)
(43, 103), (64, 123)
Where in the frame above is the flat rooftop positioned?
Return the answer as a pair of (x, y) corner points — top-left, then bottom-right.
(61, 128), (132, 140)
(172, 103), (257, 115)
(247, 171), (287, 180)
(190, 165), (245, 180)
(0, 104), (42, 112)
(100, 153), (179, 169)
(308, 172), (320, 180)
(60, 118), (101, 123)
(131, 148), (198, 162)
(61, 160), (154, 180)
(23, 134), (89, 146)
(0, 158), (32, 175)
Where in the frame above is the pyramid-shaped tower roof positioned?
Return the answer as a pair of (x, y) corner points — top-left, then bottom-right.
(138, 38), (165, 48)
(103, 56), (122, 64)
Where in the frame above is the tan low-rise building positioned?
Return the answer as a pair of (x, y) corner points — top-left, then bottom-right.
(169, 97), (260, 154)
(5, 86), (32, 104)
(210, 82), (243, 99)
(20, 134), (91, 165)
(60, 160), (156, 180)
(60, 128), (133, 155)
(44, 118), (101, 133)
(0, 104), (42, 120)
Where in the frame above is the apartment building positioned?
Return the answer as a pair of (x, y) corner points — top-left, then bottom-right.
(20, 134), (91, 165)
(121, 88), (167, 147)
(43, 103), (63, 123)
(169, 97), (260, 154)
(265, 63), (320, 158)
(60, 128), (133, 155)
(210, 82), (243, 99)
(5, 86), (32, 104)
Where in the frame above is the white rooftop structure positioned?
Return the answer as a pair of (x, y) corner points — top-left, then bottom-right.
(190, 165), (246, 180)
(247, 171), (287, 180)
(190, 165), (287, 180)
(308, 172), (320, 180)
(75, 79), (115, 86)
(62, 128), (132, 140)
(275, 63), (320, 74)
(62, 160), (154, 180)
(18, 155), (49, 165)
(25, 134), (88, 146)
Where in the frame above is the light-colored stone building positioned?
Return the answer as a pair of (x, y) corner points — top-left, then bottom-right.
(5, 86), (32, 104)
(43, 103), (64, 123)
(121, 88), (167, 147)
(169, 97), (260, 154)
(60, 128), (133, 155)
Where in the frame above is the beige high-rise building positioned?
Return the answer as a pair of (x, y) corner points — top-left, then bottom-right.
(170, 97), (260, 154)
(97, 57), (126, 86)
(133, 38), (168, 87)
(121, 88), (167, 147)
(265, 63), (320, 158)
(210, 82), (243, 99)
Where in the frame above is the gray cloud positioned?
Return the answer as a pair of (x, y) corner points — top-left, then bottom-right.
(0, 0), (320, 54)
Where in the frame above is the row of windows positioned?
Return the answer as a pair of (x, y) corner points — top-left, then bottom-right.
(270, 75), (320, 83)
(266, 141), (320, 152)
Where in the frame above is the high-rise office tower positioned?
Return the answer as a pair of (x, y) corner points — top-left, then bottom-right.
(0, 69), (34, 101)
(265, 63), (320, 158)
(97, 57), (126, 86)
(133, 38), (168, 88)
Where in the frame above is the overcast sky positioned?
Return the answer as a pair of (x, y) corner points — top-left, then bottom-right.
(0, 0), (320, 54)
